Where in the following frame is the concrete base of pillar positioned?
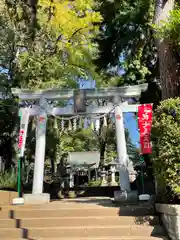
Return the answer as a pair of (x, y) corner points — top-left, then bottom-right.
(23, 193), (50, 205)
(114, 190), (138, 204)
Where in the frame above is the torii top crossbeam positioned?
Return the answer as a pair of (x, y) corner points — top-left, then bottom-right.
(11, 83), (148, 100)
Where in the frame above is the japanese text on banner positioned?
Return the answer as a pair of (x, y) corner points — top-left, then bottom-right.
(138, 104), (153, 154)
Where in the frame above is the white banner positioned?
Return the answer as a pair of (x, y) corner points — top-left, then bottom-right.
(18, 108), (29, 157)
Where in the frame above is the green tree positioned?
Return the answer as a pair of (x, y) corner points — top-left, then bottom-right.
(0, 0), (102, 170)
(0, 99), (18, 169)
(152, 98), (180, 202)
(0, 0), (102, 89)
(93, 0), (162, 106)
(95, 0), (180, 99)
(49, 124), (99, 174)
(95, 0), (156, 85)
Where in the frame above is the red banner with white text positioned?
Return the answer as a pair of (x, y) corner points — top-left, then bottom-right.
(138, 104), (153, 154)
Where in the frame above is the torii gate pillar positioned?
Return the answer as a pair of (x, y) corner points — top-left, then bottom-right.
(24, 97), (50, 204)
(32, 97), (47, 195)
(115, 105), (131, 192)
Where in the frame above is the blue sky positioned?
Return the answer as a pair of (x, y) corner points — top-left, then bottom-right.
(79, 80), (140, 148)
(124, 112), (139, 148)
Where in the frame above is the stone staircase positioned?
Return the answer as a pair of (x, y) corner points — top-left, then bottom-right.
(0, 198), (168, 240)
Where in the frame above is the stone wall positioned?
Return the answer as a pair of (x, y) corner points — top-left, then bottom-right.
(156, 203), (180, 240)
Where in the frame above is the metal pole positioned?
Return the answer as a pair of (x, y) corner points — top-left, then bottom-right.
(18, 108), (29, 198)
(114, 105), (131, 192)
(32, 97), (47, 194)
(17, 158), (21, 197)
(141, 166), (145, 194)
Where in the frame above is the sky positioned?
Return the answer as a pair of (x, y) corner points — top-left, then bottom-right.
(79, 80), (140, 148)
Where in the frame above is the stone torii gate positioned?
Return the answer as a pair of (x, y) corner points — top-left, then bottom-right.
(12, 84), (147, 204)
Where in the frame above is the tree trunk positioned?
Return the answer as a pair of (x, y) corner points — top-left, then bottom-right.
(154, 0), (180, 99)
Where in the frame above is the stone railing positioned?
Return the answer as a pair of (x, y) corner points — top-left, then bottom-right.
(156, 204), (180, 240)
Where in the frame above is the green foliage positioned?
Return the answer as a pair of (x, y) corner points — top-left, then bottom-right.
(0, 0), (102, 170)
(88, 179), (102, 187)
(95, 0), (156, 85)
(0, 98), (19, 166)
(58, 128), (99, 160)
(67, 190), (77, 198)
(0, 170), (17, 190)
(56, 122), (138, 166)
(45, 116), (138, 175)
(0, 0), (102, 89)
(152, 98), (180, 201)
(156, 8), (180, 49)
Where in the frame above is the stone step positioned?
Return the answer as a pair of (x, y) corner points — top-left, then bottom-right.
(0, 205), (155, 219)
(0, 237), (169, 240)
(0, 208), (118, 218)
(0, 219), (16, 228)
(2, 225), (164, 239)
(0, 201), (154, 210)
(0, 198), (113, 210)
(0, 225), (165, 239)
(0, 228), (22, 238)
(0, 200), (167, 239)
(0, 203), (110, 210)
(0, 216), (159, 228)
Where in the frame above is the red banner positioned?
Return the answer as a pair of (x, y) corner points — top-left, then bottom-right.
(18, 129), (25, 149)
(138, 104), (153, 154)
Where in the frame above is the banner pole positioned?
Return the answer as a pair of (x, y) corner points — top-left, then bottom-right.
(17, 157), (21, 197)
(17, 108), (29, 198)
(141, 166), (145, 194)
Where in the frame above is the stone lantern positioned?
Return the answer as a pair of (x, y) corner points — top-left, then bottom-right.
(109, 160), (118, 186)
(66, 165), (74, 188)
(101, 167), (108, 186)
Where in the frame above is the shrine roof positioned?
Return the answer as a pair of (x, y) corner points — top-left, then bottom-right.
(67, 151), (100, 168)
